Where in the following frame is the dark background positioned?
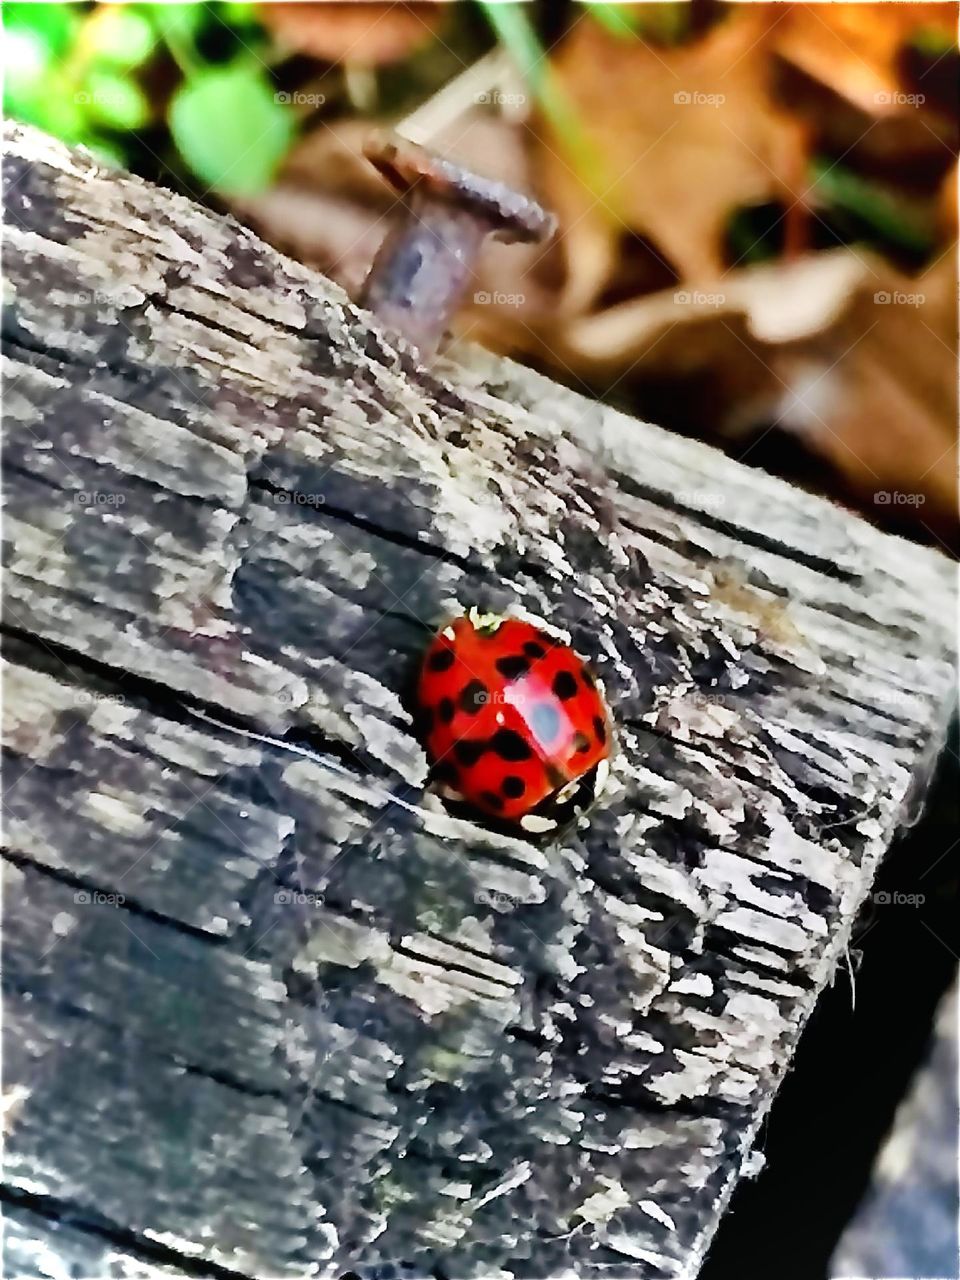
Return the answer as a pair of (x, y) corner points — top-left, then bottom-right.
(702, 721), (959, 1280)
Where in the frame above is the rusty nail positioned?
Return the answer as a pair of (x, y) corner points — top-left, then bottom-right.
(358, 130), (557, 361)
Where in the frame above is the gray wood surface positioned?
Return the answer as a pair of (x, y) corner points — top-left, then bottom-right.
(2, 122), (956, 1280)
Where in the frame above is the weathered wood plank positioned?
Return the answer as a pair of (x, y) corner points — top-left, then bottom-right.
(1, 1202), (192, 1280)
(2, 123), (955, 1280)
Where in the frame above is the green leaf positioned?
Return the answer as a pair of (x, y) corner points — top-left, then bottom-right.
(168, 63), (293, 195)
(220, 2), (258, 28)
(148, 2), (205, 43)
(83, 70), (151, 131)
(90, 8), (156, 68)
(7, 69), (88, 142)
(1, 26), (53, 104)
(3, 3), (79, 58)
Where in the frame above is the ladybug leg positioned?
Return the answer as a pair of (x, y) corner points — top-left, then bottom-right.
(553, 778), (581, 806)
(520, 813), (558, 834)
(437, 782), (466, 803)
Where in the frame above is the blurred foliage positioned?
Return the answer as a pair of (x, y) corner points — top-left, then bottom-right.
(2, 1), (956, 545)
(2, 1), (278, 190)
(3, 0), (956, 236)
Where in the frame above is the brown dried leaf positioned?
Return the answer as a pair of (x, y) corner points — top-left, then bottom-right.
(258, 2), (444, 67)
(774, 2), (958, 116)
(538, 8), (805, 308)
(771, 253), (958, 534)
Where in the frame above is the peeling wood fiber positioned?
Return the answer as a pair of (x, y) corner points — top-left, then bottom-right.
(1, 124), (956, 1280)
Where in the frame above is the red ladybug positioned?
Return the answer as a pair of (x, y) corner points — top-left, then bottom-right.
(416, 611), (611, 829)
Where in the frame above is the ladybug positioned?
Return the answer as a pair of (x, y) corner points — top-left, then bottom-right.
(416, 610), (611, 831)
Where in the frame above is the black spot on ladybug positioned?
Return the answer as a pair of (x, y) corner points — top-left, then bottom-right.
(502, 775), (526, 799)
(529, 701), (562, 747)
(490, 728), (532, 761)
(454, 738), (486, 767)
(594, 715), (608, 745)
(573, 731), (591, 753)
(522, 641), (547, 659)
(552, 670), (578, 701)
(480, 790), (504, 812)
(434, 760), (459, 785)
(495, 655), (530, 680)
(428, 646), (455, 673)
(437, 697), (455, 724)
(459, 680), (488, 714)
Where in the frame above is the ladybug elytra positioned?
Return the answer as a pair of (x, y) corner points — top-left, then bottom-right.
(416, 611), (611, 830)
